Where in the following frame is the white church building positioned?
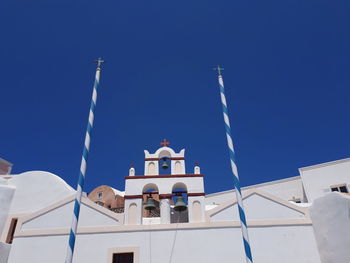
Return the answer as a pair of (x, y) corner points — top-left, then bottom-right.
(0, 142), (349, 263)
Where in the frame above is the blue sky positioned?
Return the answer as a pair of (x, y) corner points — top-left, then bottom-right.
(1, 0), (349, 194)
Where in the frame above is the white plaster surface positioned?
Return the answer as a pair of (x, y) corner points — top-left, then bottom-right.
(125, 177), (204, 195)
(7, 171), (75, 214)
(142, 217), (161, 225)
(211, 193), (304, 221)
(0, 184), (15, 235)
(300, 159), (350, 202)
(22, 200), (120, 230)
(0, 242), (11, 263)
(8, 225), (321, 263)
(310, 192), (350, 263)
(125, 199), (142, 225)
(205, 176), (303, 205)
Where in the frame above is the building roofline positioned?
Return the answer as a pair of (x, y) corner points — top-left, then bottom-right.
(299, 157), (350, 172)
(205, 175), (301, 198)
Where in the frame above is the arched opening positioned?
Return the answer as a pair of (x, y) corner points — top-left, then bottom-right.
(142, 183), (160, 223)
(158, 150), (172, 175)
(171, 182), (189, 223)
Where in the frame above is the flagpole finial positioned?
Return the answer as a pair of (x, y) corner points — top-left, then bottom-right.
(213, 65), (224, 76)
(94, 58), (105, 70)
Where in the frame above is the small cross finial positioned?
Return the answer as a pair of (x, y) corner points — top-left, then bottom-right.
(130, 162), (134, 168)
(195, 161), (199, 166)
(213, 65), (224, 76)
(94, 58), (105, 69)
(160, 139), (170, 147)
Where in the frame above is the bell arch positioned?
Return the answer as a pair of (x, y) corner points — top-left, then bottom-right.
(158, 149), (172, 159)
(171, 182), (189, 223)
(142, 183), (160, 221)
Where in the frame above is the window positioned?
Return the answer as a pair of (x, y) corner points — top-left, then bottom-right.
(113, 253), (134, 263)
(98, 192), (103, 199)
(6, 218), (18, 244)
(330, 184), (348, 193)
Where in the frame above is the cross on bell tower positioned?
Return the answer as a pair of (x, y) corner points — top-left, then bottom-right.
(160, 139), (170, 147)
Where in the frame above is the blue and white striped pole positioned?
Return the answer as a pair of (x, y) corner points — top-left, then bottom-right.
(65, 58), (104, 263)
(214, 66), (253, 263)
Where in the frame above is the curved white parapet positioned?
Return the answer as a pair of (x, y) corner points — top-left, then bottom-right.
(7, 171), (75, 214)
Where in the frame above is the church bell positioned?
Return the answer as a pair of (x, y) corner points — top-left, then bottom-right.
(174, 196), (187, 212)
(161, 158), (169, 169)
(144, 196), (156, 211)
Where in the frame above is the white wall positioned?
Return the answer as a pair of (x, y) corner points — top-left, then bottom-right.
(22, 201), (120, 230)
(310, 192), (350, 263)
(0, 183), (15, 236)
(7, 171), (75, 214)
(210, 193), (304, 222)
(0, 242), (11, 263)
(300, 159), (350, 202)
(125, 177), (204, 195)
(205, 176), (303, 205)
(8, 224), (320, 263)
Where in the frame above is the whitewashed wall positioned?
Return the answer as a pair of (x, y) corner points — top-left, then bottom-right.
(8, 224), (320, 263)
(300, 159), (350, 202)
(125, 177), (204, 195)
(210, 193), (305, 221)
(205, 176), (303, 205)
(0, 181), (15, 263)
(7, 171), (75, 214)
(310, 192), (350, 263)
(0, 183), (15, 236)
(22, 201), (121, 230)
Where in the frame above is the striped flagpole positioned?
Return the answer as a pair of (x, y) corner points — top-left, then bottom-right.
(214, 66), (253, 263)
(65, 58), (104, 263)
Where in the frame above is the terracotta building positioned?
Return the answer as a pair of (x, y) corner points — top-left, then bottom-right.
(88, 185), (124, 213)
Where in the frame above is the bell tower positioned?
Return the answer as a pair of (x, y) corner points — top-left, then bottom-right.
(124, 140), (206, 225)
(144, 139), (186, 175)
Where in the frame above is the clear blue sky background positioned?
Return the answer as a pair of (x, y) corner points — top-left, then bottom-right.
(1, 0), (349, 194)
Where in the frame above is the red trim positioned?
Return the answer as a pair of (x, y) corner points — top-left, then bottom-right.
(159, 194), (173, 199)
(124, 193), (205, 199)
(144, 158), (160, 161)
(144, 157), (185, 161)
(125, 174), (204, 180)
(188, 192), (205, 197)
(124, 195), (143, 199)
